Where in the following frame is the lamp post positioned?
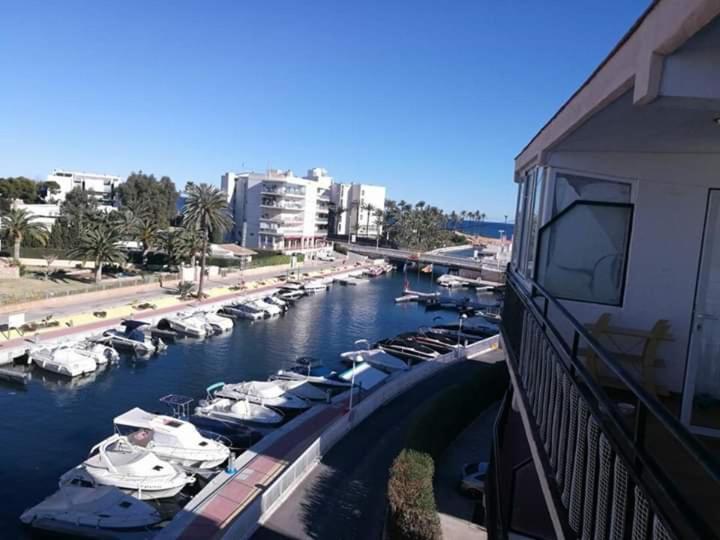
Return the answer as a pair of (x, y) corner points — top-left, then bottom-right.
(457, 313), (468, 346)
(348, 353), (362, 413)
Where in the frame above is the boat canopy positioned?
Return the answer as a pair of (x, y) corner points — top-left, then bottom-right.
(338, 363), (388, 390)
(121, 320), (150, 331)
(114, 407), (164, 430)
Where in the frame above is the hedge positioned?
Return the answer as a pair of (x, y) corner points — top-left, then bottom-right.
(387, 362), (509, 539)
(387, 450), (441, 540)
(406, 362), (508, 459)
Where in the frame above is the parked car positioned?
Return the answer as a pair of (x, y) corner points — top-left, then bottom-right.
(318, 253), (336, 262)
(459, 462), (488, 497)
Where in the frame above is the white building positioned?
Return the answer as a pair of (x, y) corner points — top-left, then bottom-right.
(221, 168), (332, 254)
(46, 169), (122, 205)
(330, 182), (386, 239)
(488, 3), (720, 539)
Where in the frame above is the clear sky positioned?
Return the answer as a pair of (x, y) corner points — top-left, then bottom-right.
(0, 1), (649, 220)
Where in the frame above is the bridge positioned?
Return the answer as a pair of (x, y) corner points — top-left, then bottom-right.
(340, 243), (486, 272)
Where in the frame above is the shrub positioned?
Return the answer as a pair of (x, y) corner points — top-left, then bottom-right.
(387, 450), (441, 540)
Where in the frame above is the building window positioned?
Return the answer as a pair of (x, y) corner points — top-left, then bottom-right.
(511, 179), (528, 270)
(552, 172), (630, 216)
(536, 201), (633, 306)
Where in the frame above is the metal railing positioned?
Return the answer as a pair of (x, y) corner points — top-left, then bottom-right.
(501, 268), (720, 539)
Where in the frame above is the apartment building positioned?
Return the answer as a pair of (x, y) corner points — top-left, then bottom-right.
(221, 168), (332, 254)
(46, 169), (122, 205)
(488, 3), (720, 539)
(330, 182), (386, 239)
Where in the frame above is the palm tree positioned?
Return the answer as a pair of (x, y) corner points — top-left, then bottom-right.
(373, 209), (384, 248)
(329, 202), (347, 236)
(362, 202), (375, 238)
(349, 200), (360, 242)
(182, 183), (233, 298)
(67, 222), (125, 283)
(1, 208), (48, 260)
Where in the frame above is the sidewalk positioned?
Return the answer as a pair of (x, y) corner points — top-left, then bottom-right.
(433, 402), (500, 540)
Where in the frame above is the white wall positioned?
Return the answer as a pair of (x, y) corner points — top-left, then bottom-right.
(542, 151), (720, 392)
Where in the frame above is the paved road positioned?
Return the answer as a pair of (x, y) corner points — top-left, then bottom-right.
(252, 356), (502, 540)
(11, 258), (350, 323)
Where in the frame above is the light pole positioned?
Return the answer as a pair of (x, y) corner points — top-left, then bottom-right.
(457, 313), (468, 346)
(348, 353), (362, 413)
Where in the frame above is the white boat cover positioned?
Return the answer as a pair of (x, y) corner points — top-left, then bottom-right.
(340, 349), (409, 372)
(338, 363), (388, 390)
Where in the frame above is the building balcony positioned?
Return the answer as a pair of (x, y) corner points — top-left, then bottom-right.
(488, 267), (720, 540)
(260, 189), (305, 199)
(260, 201), (304, 211)
(259, 216), (304, 226)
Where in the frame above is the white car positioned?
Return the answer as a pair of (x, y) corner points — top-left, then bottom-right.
(459, 462), (488, 497)
(318, 253), (336, 262)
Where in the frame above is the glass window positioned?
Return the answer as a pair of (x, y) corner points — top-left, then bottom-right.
(553, 172), (630, 216)
(536, 202), (633, 305)
(523, 168), (545, 276)
(511, 179), (528, 270)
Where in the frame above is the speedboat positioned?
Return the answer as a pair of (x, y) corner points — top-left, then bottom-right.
(164, 313), (211, 338)
(437, 274), (467, 288)
(278, 289), (305, 302)
(340, 348), (409, 372)
(194, 384), (284, 429)
(216, 381), (310, 411)
(263, 295), (288, 311)
(395, 332), (456, 354)
(273, 357), (351, 389)
(76, 341), (120, 365)
(20, 484), (162, 532)
(280, 281), (304, 292)
(220, 303), (265, 320)
(304, 279), (328, 293)
(432, 322), (498, 339)
(271, 378), (329, 401)
(375, 338), (440, 363)
(103, 321), (166, 357)
(59, 434), (194, 500)
(195, 397), (284, 429)
(114, 407), (230, 470)
(29, 346), (97, 378)
(195, 311), (234, 333)
(248, 299), (283, 317)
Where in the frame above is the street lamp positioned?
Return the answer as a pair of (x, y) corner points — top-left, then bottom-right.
(457, 313), (468, 346)
(348, 353), (363, 413)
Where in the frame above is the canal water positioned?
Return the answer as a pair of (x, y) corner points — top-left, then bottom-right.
(0, 271), (492, 537)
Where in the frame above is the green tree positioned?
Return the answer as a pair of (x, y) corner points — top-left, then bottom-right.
(373, 209), (384, 248)
(119, 172), (179, 229)
(328, 202), (346, 236)
(67, 221), (125, 283)
(362, 202), (375, 239)
(182, 183), (233, 298)
(0, 177), (38, 211)
(1, 208), (48, 259)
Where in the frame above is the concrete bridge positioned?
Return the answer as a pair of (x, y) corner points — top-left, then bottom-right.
(340, 243), (486, 272)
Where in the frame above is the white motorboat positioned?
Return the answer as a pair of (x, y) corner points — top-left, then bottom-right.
(278, 290), (305, 302)
(221, 303), (266, 320)
(263, 295), (288, 311)
(77, 341), (120, 365)
(165, 314), (210, 338)
(280, 281), (304, 292)
(20, 484), (162, 532)
(248, 299), (283, 317)
(103, 321), (165, 357)
(340, 348), (410, 372)
(437, 274), (467, 288)
(304, 279), (328, 293)
(195, 385), (284, 428)
(272, 378), (329, 401)
(30, 347), (97, 378)
(216, 381), (310, 411)
(195, 311), (234, 333)
(114, 408), (230, 470)
(60, 434), (194, 500)
(338, 362), (389, 390)
(273, 369), (351, 389)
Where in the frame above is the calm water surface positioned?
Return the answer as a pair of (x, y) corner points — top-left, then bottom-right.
(0, 271), (491, 537)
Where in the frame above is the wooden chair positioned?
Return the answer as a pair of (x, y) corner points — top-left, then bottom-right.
(581, 313), (673, 396)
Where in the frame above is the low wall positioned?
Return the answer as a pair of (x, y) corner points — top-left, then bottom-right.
(222, 336), (500, 540)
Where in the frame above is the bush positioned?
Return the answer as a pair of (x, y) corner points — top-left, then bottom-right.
(406, 363), (508, 459)
(0, 247), (67, 259)
(387, 450), (441, 540)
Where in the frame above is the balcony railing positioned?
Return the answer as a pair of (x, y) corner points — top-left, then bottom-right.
(500, 267), (720, 540)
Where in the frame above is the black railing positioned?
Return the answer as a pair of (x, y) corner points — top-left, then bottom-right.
(501, 267), (720, 540)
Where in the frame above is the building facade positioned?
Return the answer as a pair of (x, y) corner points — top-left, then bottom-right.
(329, 182), (386, 239)
(47, 169), (122, 205)
(222, 168), (332, 254)
(488, 3), (720, 539)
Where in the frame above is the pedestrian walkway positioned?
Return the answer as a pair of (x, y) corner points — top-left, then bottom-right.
(252, 352), (505, 540)
(433, 402), (499, 540)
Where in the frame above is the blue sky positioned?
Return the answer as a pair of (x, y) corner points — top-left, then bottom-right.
(0, 1), (648, 220)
